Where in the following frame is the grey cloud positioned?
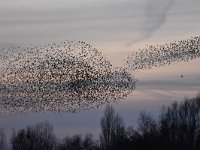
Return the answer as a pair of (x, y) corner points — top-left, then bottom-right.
(0, 0), (143, 44)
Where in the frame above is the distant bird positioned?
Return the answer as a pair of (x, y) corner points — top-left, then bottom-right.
(181, 75), (184, 78)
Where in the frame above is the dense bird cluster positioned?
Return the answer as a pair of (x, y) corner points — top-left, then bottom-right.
(127, 36), (200, 70)
(0, 41), (136, 114)
(1, 36), (200, 114)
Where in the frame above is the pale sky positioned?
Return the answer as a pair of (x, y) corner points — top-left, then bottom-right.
(0, 0), (200, 139)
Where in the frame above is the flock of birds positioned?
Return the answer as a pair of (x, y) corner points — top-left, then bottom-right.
(127, 36), (200, 70)
(0, 41), (136, 114)
(0, 36), (200, 114)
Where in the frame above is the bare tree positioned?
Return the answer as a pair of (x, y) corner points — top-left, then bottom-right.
(159, 96), (200, 150)
(59, 134), (99, 150)
(111, 114), (126, 147)
(59, 135), (82, 150)
(137, 111), (159, 149)
(99, 105), (115, 150)
(11, 122), (57, 150)
(82, 134), (99, 150)
(0, 129), (6, 150)
(99, 105), (126, 150)
(138, 112), (157, 136)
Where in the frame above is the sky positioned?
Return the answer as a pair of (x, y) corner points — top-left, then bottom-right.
(0, 0), (200, 139)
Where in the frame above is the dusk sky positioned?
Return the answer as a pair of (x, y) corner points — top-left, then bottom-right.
(1, 0), (200, 139)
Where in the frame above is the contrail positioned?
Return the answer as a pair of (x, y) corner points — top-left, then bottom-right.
(127, 0), (175, 46)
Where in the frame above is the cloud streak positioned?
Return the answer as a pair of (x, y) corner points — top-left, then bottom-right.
(127, 0), (175, 46)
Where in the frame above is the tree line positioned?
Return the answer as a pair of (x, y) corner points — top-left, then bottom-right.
(1, 95), (200, 150)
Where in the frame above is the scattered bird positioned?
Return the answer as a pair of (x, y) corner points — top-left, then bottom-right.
(0, 41), (136, 114)
(127, 36), (200, 71)
(1, 35), (200, 114)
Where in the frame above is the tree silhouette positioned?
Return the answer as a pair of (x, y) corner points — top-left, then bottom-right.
(2, 94), (200, 150)
(99, 105), (126, 150)
(11, 122), (57, 150)
(98, 95), (200, 150)
(138, 112), (157, 136)
(137, 112), (159, 149)
(0, 129), (6, 150)
(159, 96), (200, 150)
(58, 134), (99, 150)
